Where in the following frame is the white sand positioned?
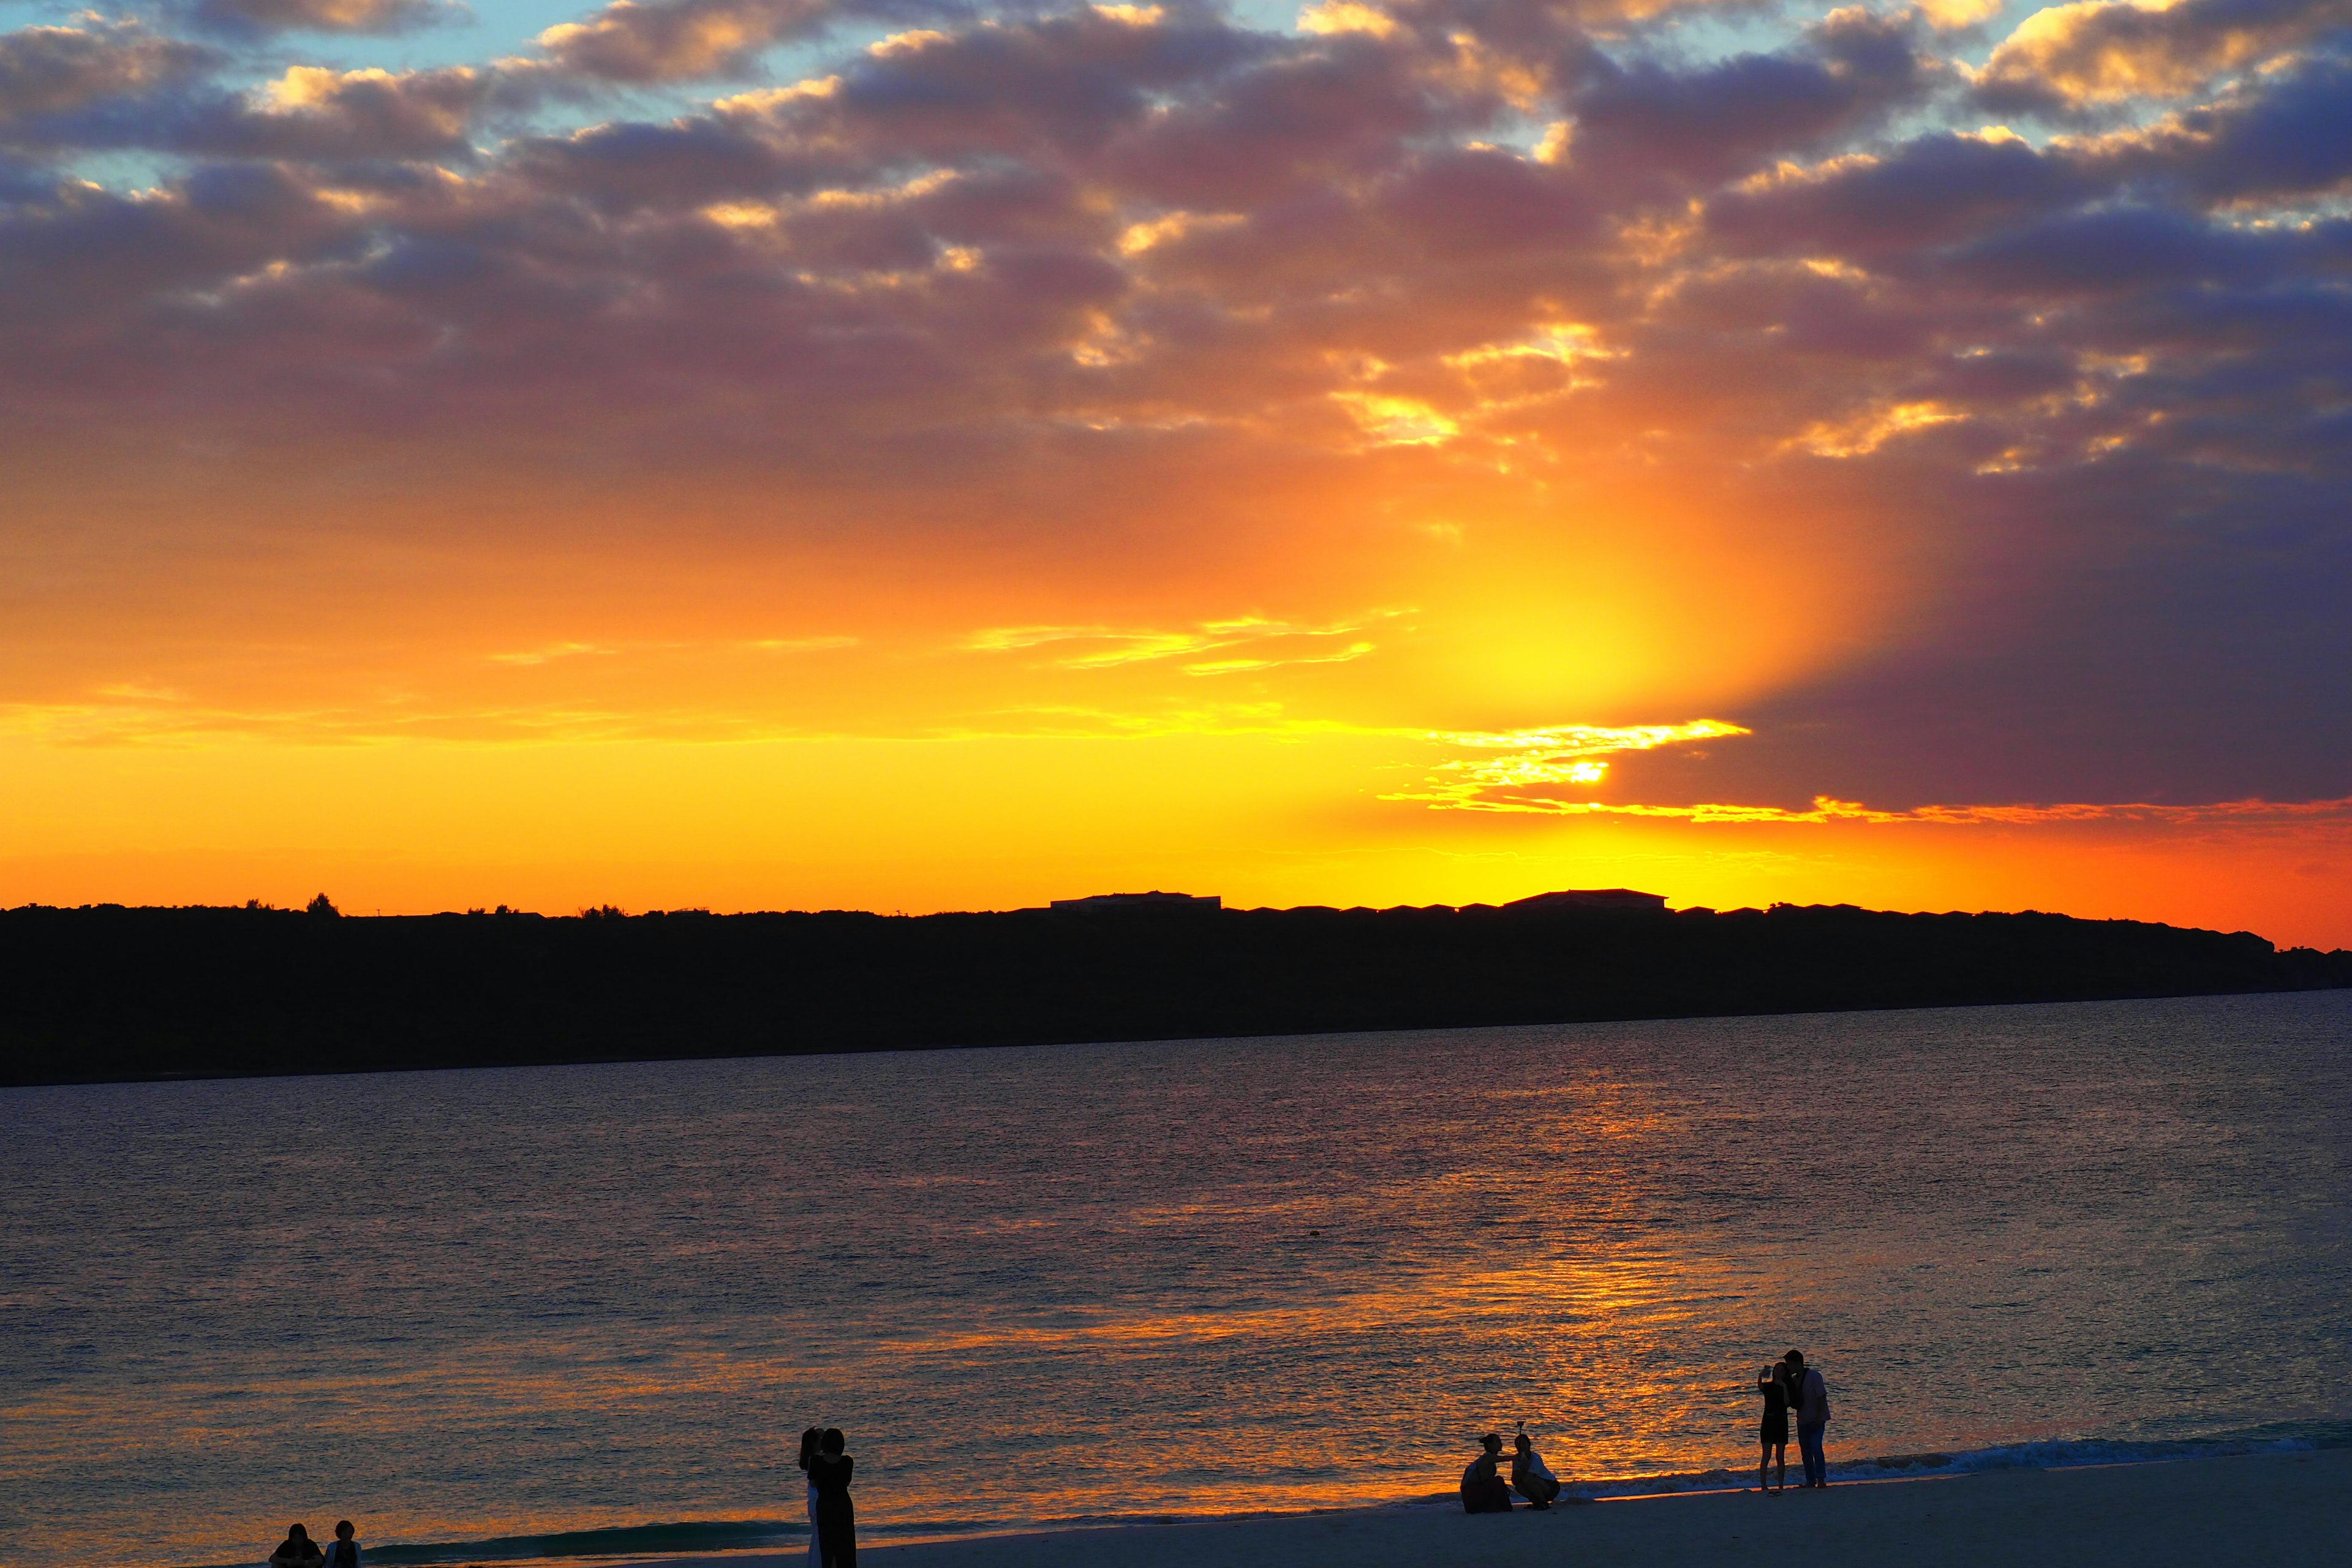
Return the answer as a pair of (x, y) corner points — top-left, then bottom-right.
(635, 1447), (2352, 1567)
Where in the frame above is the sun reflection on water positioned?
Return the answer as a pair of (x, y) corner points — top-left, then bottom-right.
(3, 993), (2348, 1563)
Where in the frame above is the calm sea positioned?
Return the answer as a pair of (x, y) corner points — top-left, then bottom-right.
(4, 991), (2350, 1567)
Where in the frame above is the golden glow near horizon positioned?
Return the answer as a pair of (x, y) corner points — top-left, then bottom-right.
(1, 0), (2347, 946)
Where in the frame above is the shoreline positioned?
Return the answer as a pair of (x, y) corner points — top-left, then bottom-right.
(21, 984), (2349, 1091)
(11, 903), (2342, 1089)
(235, 1427), (2347, 1568)
(593, 1447), (2352, 1567)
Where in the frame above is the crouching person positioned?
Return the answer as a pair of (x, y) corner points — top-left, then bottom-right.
(1461, 1433), (1514, 1513)
(1511, 1428), (1562, 1509)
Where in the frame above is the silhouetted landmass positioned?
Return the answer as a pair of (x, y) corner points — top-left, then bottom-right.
(2, 900), (2346, 1087)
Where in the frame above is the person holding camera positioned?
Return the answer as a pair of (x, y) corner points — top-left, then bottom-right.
(807, 1427), (858, 1567)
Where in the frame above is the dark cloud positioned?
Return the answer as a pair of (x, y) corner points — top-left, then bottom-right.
(1568, 9), (1936, 189)
(6, 60), (543, 164)
(2082, 48), (2352, 201)
(1705, 130), (2098, 260)
(0, 21), (216, 134)
(1941, 203), (2282, 296)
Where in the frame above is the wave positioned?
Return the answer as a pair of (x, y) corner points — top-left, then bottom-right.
(184, 1420), (2352, 1568)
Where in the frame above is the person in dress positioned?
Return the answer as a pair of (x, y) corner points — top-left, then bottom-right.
(1509, 1426), (1562, 1509)
(797, 1428), (824, 1567)
(1785, 1350), (1831, 1488)
(809, 1427), (858, 1567)
(322, 1521), (359, 1568)
(1757, 1362), (1792, 1492)
(1460, 1433), (1514, 1513)
(268, 1525), (323, 1568)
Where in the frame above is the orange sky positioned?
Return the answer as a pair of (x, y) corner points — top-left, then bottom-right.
(2, 0), (2348, 947)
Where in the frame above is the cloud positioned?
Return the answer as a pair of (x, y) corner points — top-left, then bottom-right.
(208, 64), (512, 158)
(964, 612), (1401, 673)
(190, 0), (458, 36)
(0, 31), (533, 161)
(1384, 719), (2352, 830)
(1975, 0), (2352, 115)
(2073, 50), (2352, 201)
(1386, 720), (1752, 803)
(1566, 9), (1938, 188)
(488, 641), (617, 665)
(1705, 128), (2098, 261)
(537, 0), (861, 82)
(0, 21), (214, 133)
(1401, 788), (2352, 826)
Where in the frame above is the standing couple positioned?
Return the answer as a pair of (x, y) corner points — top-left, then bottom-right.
(1755, 1350), (1830, 1492)
(796, 1427), (858, 1567)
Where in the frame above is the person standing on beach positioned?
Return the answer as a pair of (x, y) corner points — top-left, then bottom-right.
(809, 1427), (858, 1567)
(1785, 1351), (1831, 1488)
(797, 1428), (824, 1567)
(1757, 1363), (1792, 1491)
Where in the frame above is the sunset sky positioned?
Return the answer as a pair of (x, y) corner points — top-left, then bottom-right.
(2, 0), (2348, 943)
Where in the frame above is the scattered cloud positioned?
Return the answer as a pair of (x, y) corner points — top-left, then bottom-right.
(963, 613), (1407, 673)
(1386, 720), (2352, 834)
(1402, 789), (2352, 829)
(1390, 720), (1752, 803)
(744, 635), (861, 652)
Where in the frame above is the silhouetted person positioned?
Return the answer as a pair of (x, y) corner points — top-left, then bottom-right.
(1756, 1363), (1791, 1492)
(1510, 1425), (1561, 1508)
(797, 1427), (824, 1566)
(1785, 1350), (1830, 1488)
(269, 1525), (323, 1568)
(809, 1427), (857, 1567)
(1460, 1433), (1513, 1513)
(322, 1521), (358, 1568)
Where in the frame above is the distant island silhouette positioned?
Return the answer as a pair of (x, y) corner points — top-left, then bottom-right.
(3, 892), (2346, 1086)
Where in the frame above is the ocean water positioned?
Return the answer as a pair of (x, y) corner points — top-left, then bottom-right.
(3, 990), (2349, 1567)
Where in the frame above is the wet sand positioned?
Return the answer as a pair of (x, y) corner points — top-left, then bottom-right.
(645, 1447), (2352, 1567)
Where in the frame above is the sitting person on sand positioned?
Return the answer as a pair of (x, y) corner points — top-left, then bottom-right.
(1510, 1426), (1562, 1509)
(322, 1521), (359, 1568)
(1461, 1433), (1514, 1513)
(809, 1427), (858, 1568)
(269, 1525), (324, 1568)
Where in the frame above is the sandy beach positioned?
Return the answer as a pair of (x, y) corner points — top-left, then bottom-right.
(624, 1448), (2352, 1568)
